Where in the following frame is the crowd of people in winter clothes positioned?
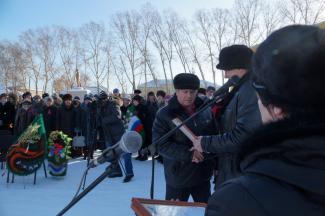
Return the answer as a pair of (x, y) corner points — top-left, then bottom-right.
(2, 24), (324, 216)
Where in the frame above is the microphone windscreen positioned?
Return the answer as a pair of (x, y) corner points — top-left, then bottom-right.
(120, 131), (142, 153)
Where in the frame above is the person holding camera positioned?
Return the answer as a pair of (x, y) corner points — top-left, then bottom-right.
(97, 91), (125, 178)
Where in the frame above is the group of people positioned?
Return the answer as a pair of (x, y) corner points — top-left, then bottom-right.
(153, 25), (325, 216)
(0, 24), (324, 215)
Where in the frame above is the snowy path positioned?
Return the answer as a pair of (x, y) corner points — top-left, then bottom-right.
(0, 157), (166, 216)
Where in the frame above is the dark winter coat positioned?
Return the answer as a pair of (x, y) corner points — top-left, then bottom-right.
(201, 75), (261, 187)
(205, 117), (325, 216)
(98, 100), (125, 146)
(0, 102), (6, 130)
(145, 101), (158, 147)
(81, 103), (93, 147)
(14, 107), (36, 136)
(1, 101), (16, 132)
(152, 95), (217, 188)
(42, 105), (57, 136)
(56, 105), (75, 137)
(73, 105), (83, 132)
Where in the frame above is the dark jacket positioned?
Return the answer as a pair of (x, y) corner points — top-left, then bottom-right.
(14, 107), (36, 136)
(152, 95), (217, 188)
(56, 105), (75, 137)
(205, 117), (325, 216)
(0, 102), (6, 130)
(0, 102), (16, 131)
(98, 100), (125, 146)
(43, 105), (57, 135)
(201, 75), (261, 186)
(145, 101), (158, 147)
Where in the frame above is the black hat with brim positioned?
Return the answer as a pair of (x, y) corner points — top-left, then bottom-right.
(217, 45), (253, 70)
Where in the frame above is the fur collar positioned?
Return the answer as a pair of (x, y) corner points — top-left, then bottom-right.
(239, 115), (325, 163)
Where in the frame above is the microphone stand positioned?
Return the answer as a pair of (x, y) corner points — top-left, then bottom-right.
(57, 164), (112, 216)
(82, 106), (98, 190)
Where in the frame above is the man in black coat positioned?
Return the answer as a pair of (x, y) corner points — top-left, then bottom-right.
(97, 91), (125, 178)
(192, 45), (261, 188)
(0, 93), (8, 130)
(205, 25), (325, 216)
(152, 73), (217, 203)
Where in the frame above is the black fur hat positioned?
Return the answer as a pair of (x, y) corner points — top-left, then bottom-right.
(217, 45), (253, 70)
(62, 94), (73, 101)
(252, 25), (325, 114)
(42, 93), (49, 99)
(98, 91), (108, 100)
(156, 90), (166, 98)
(173, 73), (200, 90)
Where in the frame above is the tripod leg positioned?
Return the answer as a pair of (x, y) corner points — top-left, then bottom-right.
(150, 155), (155, 199)
(7, 169), (9, 183)
(34, 170), (37, 185)
(43, 161), (47, 178)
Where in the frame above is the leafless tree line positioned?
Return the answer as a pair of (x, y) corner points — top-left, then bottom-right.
(0, 0), (324, 94)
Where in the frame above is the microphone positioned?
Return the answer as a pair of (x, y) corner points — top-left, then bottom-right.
(88, 131), (142, 168)
(213, 76), (240, 98)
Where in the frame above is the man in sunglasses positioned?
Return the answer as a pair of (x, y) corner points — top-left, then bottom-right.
(191, 45), (261, 188)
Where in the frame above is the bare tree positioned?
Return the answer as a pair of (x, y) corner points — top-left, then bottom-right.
(136, 4), (159, 94)
(165, 11), (191, 74)
(180, 22), (207, 86)
(56, 26), (80, 89)
(261, 1), (282, 38)
(0, 42), (27, 92)
(35, 27), (58, 93)
(280, 0), (325, 25)
(20, 30), (42, 94)
(112, 11), (142, 91)
(79, 21), (107, 93)
(233, 0), (262, 47)
(150, 10), (170, 92)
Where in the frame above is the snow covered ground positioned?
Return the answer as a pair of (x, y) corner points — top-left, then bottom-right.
(0, 156), (166, 216)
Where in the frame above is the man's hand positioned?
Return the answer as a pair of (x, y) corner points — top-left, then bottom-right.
(191, 136), (203, 153)
(192, 150), (204, 163)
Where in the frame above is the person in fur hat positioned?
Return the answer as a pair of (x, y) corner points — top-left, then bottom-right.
(191, 44), (262, 188)
(56, 94), (75, 152)
(205, 25), (325, 216)
(153, 73), (217, 203)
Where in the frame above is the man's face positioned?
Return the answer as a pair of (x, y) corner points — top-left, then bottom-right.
(84, 99), (90, 105)
(0, 97), (7, 104)
(132, 100), (139, 106)
(157, 96), (164, 103)
(123, 99), (130, 106)
(206, 90), (215, 98)
(224, 69), (247, 79)
(25, 95), (32, 101)
(64, 100), (72, 107)
(45, 100), (52, 107)
(148, 95), (155, 102)
(22, 104), (31, 110)
(176, 89), (197, 107)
